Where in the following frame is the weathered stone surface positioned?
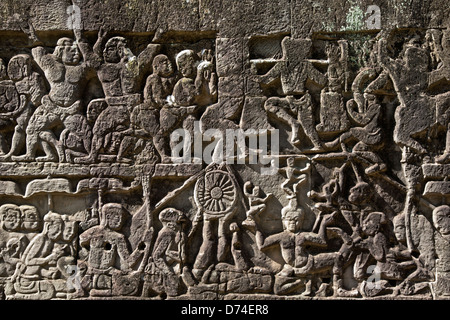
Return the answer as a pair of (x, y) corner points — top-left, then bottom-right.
(0, 0), (448, 303)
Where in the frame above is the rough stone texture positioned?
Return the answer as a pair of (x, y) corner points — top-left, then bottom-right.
(0, 0), (448, 301)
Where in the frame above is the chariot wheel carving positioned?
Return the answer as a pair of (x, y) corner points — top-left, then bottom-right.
(194, 170), (238, 217)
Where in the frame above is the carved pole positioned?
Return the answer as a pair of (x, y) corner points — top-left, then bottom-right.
(138, 172), (154, 272)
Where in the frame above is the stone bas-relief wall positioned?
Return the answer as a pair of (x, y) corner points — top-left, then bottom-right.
(0, 0), (449, 300)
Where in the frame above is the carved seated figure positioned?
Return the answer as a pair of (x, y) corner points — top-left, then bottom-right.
(5, 212), (65, 300)
(60, 114), (92, 163)
(79, 203), (144, 297)
(0, 205), (41, 278)
(387, 213), (432, 296)
(351, 211), (426, 297)
(74, 36), (159, 164)
(251, 205), (355, 297)
(142, 208), (187, 298)
(164, 49), (216, 162)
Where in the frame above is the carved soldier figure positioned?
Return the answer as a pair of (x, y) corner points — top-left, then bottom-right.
(316, 40), (350, 134)
(0, 204), (27, 278)
(75, 35), (159, 164)
(59, 113), (92, 163)
(78, 203), (144, 297)
(13, 27), (101, 162)
(0, 54), (46, 161)
(257, 37), (327, 150)
(142, 208), (187, 297)
(378, 35), (450, 160)
(132, 54), (177, 163)
(20, 205), (41, 234)
(252, 206), (354, 296)
(325, 92), (386, 176)
(163, 49), (215, 162)
(0, 58), (21, 156)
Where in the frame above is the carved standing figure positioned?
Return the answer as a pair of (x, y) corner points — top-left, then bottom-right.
(13, 26), (101, 162)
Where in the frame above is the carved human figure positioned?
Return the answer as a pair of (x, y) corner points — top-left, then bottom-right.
(425, 30), (450, 163)
(242, 181), (272, 228)
(278, 157), (310, 199)
(170, 49), (216, 108)
(6, 212), (65, 300)
(308, 167), (342, 214)
(0, 54), (46, 161)
(256, 36), (327, 95)
(340, 181), (378, 238)
(142, 208), (187, 297)
(264, 93), (323, 150)
(325, 92), (386, 175)
(131, 54), (176, 163)
(378, 35), (450, 160)
(388, 213), (431, 295)
(432, 205), (450, 292)
(252, 206), (352, 296)
(78, 203), (144, 297)
(12, 27), (102, 163)
(75, 36), (159, 164)
(254, 37), (326, 149)
(316, 40), (350, 134)
(1, 204), (22, 233)
(0, 204), (27, 277)
(351, 211), (392, 297)
(0, 58), (21, 155)
(0, 237), (25, 277)
(60, 113), (92, 163)
(163, 49), (216, 162)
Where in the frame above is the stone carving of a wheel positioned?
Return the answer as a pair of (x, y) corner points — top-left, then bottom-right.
(194, 170), (237, 217)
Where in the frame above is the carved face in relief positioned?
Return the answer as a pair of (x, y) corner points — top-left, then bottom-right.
(21, 205), (41, 232)
(282, 210), (303, 233)
(433, 205), (450, 236)
(348, 182), (371, 205)
(362, 212), (385, 237)
(55, 38), (81, 66)
(2, 207), (22, 231)
(7, 54), (32, 81)
(153, 54), (173, 77)
(286, 157), (295, 167)
(103, 37), (127, 63)
(176, 49), (197, 78)
(159, 208), (185, 231)
(47, 220), (63, 241)
(393, 214), (406, 243)
(63, 220), (77, 242)
(102, 204), (124, 231)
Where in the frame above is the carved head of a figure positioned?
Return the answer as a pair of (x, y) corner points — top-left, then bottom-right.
(54, 37), (81, 65)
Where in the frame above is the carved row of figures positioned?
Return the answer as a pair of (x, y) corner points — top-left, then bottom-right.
(0, 164), (447, 299)
(254, 30), (450, 165)
(0, 27), (448, 167)
(0, 26), (217, 165)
